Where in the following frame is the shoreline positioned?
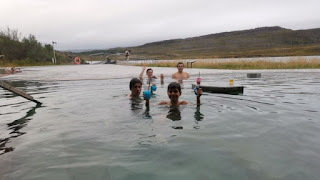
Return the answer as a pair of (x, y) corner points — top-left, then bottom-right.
(1, 55), (320, 70)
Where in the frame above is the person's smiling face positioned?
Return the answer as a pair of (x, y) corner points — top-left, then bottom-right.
(167, 88), (181, 101)
(147, 69), (153, 78)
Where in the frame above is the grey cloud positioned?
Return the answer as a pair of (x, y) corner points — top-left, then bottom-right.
(1, 0), (319, 50)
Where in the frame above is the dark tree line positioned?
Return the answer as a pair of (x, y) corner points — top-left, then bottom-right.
(0, 28), (69, 63)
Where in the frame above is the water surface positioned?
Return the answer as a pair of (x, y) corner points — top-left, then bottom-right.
(1, 65), (320, 180)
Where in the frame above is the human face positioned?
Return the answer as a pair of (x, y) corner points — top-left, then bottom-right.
(131, 83), (142, 97)
(177, 64), (184, 73)
(147, 69), (153, 78)
(167, 88), (181, 102)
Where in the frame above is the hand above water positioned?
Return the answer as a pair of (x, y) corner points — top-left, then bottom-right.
(143, 91), (150, 107)
(197, 88), (202, 97)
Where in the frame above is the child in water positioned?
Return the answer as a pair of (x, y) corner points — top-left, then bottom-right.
(144, 82), (202, 107)
(129, 78), (142, 99)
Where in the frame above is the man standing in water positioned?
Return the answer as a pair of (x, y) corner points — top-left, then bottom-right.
(172, 62), (190, 80)
(125, 49), (130, 61)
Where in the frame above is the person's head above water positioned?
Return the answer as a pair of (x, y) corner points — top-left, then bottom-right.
(167, 82), (183, 103)
(146, 68), (154, 78)
(146, 81), (201, 107)
(130, 78), (142, 97)
(139, 65), (158, 82)
(172, 62), (189, 80)
(177, 62), (184, 73)
(168, 82), (181, 93)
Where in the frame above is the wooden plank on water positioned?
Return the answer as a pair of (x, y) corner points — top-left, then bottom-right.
(247, 73), (261, 78)
(0, 80), (41, 104)
(192, 84), (244, 95)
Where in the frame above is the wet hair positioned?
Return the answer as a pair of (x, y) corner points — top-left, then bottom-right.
(177, 62), (184, 67)
(167, 82), (181, 93)
(129, 78), (142, 90)
(146, 68), (153, 75)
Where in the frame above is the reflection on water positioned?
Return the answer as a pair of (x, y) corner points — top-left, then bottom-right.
(143, 106), (152, 119)
(166, 106), (205, 130)
(130, 97), (154, 119)
(130, 98), (143, 111)
(193, 106), (204, 129)
(0, 103), (41, 155)
(166, 107), (181, 121)
(166, 107), (183, 129)
(1, 65), (320, 180)
(194, 106), (204, 121)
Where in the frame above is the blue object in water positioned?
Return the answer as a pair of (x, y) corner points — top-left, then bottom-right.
(151, 85), (157, 91)
(144, 90), (151, 99)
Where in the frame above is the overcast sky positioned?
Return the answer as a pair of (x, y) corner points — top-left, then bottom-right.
(1, 0), (320, 51)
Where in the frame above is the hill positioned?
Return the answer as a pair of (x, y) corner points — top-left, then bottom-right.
(81, 26), (320, 60)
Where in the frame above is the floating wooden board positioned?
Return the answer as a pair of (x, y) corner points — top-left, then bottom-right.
(0, 80), (41, 104)
(192, 84), (244, 95)
(247, 73), (261, 78)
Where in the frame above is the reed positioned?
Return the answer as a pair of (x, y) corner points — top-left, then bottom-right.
(135, 58), (320, 69)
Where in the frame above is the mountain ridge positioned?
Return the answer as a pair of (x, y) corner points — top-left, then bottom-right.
(80, 26), (320, 59)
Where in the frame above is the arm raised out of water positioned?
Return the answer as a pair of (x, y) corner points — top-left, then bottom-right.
(160, 73), (164, 86)
(139, 64), (146, 81)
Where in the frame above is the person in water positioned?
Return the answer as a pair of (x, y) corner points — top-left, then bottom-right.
(144, 82), (202, 107)
(172, 62), (190, 80)
(139, 64), (164, 85)
(129, 78), (142, 98)
(11, 67), (17, 74)
(5, 67), (11, 75)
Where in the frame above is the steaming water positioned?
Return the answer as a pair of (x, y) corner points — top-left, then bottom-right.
(1, 65), (320, 180)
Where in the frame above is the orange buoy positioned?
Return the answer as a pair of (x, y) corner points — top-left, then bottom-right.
(74, 57), (81, 65)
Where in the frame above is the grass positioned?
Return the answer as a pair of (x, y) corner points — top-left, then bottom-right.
(128, 44), (320, 60)
(0, 59), (69, 67)
(2, 57), (319, 70)
(134, 57), (320, 69)
(0, 60), (52, 67)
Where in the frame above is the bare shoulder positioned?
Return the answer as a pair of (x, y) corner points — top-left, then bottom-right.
(179, 101), (189, 105)
(184, 72), (190, 77)
(172, 73), (178, 78)
(158, 101), (170, 105)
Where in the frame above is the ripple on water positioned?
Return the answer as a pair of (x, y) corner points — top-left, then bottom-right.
(1, 66), (320, 179)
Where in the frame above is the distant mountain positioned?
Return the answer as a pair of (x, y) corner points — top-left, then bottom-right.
(61, 49), (100, 53)
(81, 26), (320, 59)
